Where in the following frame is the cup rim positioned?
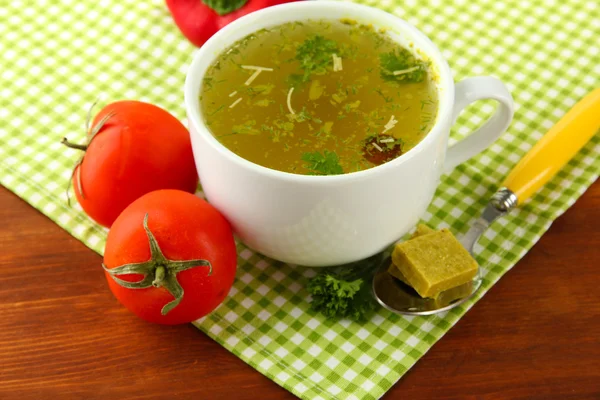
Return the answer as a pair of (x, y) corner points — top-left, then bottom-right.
(184, 1), (454, 183)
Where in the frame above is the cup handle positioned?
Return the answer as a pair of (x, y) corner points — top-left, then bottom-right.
(443, 77), (515, 173)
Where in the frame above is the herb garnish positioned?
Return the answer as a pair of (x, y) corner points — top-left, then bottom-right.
(374, 88), (393, 103)
(208, 104), (225, 116)
(295, 35), (339, 82)
(287, 73), (304, 89)
(254, 99), (274, 107)
(287, 106), (312, 123)
(301, 150), (344, 175)
(362, 134), (403, 165)
(307, 253), (383, 321)
(245, 83), (274, 97)
(231, 120), (259, 135)
(379, 49), (427, 84)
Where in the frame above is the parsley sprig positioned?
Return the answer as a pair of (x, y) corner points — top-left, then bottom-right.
(379, 49), (427, 83)
(295, 35), (339, 82)
(307, 254), (383, 322)
(301, 150), (344, 175)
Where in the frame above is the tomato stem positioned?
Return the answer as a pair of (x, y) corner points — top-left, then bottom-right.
(60, 137), (88, 151)
(61, 104), (116, 205)
(102, 214), (213, 315)
(152, 266), (166, 287)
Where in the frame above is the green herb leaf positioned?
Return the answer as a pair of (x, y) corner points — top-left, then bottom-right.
(232, 120), (259, 135)
(292, 107), (312, 123)
(208, 104), (225, 116)
(373, 88), (393, 103)
(301, 150), (343, 175)
(386, 137), (404, 150)
(295, 35), (339, 82)
(287, 73), (304, 89)
(254, 99), (274, 107)
(202, 77), (213, 90)
(201, 0), (248, 16)
(306, 254), (383, 322)
(379, 49), (427, 84)
(246, 83), (274, 97)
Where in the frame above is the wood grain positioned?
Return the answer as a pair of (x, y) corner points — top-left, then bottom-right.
(0, 182), (598, 400)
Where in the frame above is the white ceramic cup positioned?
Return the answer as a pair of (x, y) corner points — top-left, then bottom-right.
(185, 1), (514, 267)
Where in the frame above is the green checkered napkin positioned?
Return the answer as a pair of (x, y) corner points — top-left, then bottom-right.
(1, 0), (598, 398)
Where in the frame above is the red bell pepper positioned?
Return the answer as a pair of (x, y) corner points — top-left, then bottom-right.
(166, 0), (300, 47)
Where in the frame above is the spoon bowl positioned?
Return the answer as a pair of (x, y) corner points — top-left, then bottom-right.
(372, 257), (482, 315)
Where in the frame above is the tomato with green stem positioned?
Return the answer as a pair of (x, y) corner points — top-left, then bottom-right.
(103, 190), (237, 325)
(61, 100), (198, 227)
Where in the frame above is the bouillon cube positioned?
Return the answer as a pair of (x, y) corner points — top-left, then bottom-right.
(200, 19), (438, 175)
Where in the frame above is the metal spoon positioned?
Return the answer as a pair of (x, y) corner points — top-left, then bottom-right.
(373, 88), (600, 315)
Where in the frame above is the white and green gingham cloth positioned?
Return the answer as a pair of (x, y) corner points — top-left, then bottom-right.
(1, 0), (598, 399)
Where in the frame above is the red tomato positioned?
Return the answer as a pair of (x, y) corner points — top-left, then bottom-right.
(103, 190), (237, 325)
(63, 101), (198, 227)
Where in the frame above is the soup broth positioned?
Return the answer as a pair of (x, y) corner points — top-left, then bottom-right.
(200, 19), (438, 175)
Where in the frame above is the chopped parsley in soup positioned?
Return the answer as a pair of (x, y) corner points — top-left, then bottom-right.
(200, 19), (438, 175)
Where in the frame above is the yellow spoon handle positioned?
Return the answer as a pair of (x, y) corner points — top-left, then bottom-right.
(502, 88), (600, 205)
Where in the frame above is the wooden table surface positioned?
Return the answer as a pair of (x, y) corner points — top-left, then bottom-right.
(1, 182), (599, 400)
